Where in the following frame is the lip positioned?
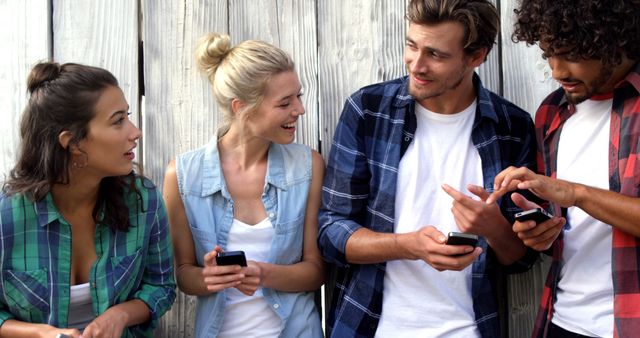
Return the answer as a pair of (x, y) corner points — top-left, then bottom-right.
(559, 81), (582, 92)
(124, 151), (135, 161)
(412, 74), (431, 86)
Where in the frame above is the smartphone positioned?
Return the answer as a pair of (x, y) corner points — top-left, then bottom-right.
(514, 208), (552, 223)
(215, 250), (247, 267)
(446, 232), (479, 247)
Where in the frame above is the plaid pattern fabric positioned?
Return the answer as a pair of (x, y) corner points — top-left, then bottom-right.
(318, 74), (537, 338)
(0, 177), (176, 337)
(532, 63), (640, 338)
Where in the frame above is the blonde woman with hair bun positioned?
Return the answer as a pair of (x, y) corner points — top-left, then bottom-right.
(163, 33), (325, 338)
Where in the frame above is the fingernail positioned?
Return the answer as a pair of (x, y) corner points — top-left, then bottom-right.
(438, 235), (446, 242)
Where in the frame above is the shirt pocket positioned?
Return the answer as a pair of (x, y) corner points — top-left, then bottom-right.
(189, 226), (218, 266)
(273, 215), (304, 264)
(109, 249), (143, 303)
(1, 268), (50, 321)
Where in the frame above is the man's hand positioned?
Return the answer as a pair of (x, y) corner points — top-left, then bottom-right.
(511, 192), (565, 251)
(486, 166), (577, 207)
(403, 226), (482, 271)
(442, 184), (509, 239)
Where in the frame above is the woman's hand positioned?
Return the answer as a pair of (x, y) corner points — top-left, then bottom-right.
(202, 245), (245, 293)
(235, 261), (263, 296)
(37, 326), (80, 338)
(80, 307), (128, 338)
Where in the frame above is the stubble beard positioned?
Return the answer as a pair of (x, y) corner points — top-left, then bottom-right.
(564, 64), (613, 105)
(408, 66), (467, 103)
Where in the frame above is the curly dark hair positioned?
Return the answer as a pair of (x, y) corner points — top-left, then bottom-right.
(512, 0), (640, 66)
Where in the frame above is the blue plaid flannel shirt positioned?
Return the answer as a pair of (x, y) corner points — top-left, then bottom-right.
(318, 74), (538, 338)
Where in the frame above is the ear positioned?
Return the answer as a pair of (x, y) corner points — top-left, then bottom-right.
(58, 131), (73, 150)
(58, 131), (81, 154)
(468, 47), (488, 68)
(231, 98), (246, 115)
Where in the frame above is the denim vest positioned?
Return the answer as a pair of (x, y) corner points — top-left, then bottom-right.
(176, 139), (323, 338)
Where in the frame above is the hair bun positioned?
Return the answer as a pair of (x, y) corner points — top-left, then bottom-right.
(27, 62), (63, 94)
(195, 33), (232, 78)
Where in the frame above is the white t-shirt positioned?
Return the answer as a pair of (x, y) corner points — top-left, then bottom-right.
(375, 100), (482, 338)
(67, 282), (95, 330)
(218, 217), (283, 338)
(552, 97), (613, 337)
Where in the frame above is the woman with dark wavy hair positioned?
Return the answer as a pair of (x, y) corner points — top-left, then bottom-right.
(486, 0), (640, 337)
(0, 62), (175, 338)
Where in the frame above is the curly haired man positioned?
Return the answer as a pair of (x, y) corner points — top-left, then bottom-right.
(486, 0), (640, 337)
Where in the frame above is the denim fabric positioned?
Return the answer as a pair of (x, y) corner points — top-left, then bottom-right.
(176, 139), (323, 338)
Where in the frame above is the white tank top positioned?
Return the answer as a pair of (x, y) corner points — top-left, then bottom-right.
(217, 217), (283, 338)
(67, 282), (95, 330)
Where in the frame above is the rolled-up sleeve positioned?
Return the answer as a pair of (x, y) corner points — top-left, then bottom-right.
(132, 190), (176, 333)
(318, 93), (371, 267)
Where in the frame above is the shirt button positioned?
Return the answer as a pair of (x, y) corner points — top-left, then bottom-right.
(404, 137), (410, 141)
(273, 303), (280, 309)
(269, 212), (275, 219)
(92, 283), (96, 288)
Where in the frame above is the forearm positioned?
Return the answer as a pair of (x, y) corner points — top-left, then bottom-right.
(484, 218), (527, 265)
(0, 321), (53, 338)
(574, 184), (640, 237)
(176, 264), (211, 296)
(259, 260), (324, 292)
(105, 299), (150, 327)
(345, 228), (413, 264)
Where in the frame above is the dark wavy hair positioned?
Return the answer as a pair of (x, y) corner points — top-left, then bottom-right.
(3, 62), (143, 231)
(406, 0), (499, 58)
(513, 0), (640, 65)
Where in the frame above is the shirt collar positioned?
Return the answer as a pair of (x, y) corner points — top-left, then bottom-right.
(35, 193), (64, 227)
(200, 138), (289, 197)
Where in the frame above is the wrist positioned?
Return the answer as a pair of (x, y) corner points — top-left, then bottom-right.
(572, 182), (588, 208)
(396, 232), (418, 260)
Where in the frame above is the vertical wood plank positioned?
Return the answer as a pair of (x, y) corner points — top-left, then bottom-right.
(318, 0), (408, 157)
(0, 0), (51, 180)
(53, 0), (139, 127)
(500, 0), (557, 115)
(143, 0), (227, 187)
(230, 0), (319, 150)
(143, 1), (227, 336)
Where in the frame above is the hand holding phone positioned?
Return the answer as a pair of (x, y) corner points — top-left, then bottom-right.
(445, 232), (479, 247)
(216, 250), (247, 267)
(514, 208), (552, 223)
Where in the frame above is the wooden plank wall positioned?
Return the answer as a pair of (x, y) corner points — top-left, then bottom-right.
(0, 1), (560, 337)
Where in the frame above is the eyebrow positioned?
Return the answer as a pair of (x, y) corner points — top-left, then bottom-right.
(405, 37), (452, 58)
(109, 108), (130, 120)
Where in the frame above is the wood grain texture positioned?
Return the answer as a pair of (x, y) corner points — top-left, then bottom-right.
(53, 0), (139, 127)
(318, 0), (408, 157)
(0, 0), (51, 180)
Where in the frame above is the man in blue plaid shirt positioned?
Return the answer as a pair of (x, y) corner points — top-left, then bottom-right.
(318, 1), (537, 337)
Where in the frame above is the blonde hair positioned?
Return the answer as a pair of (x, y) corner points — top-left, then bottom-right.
(196, 33), (295, 136)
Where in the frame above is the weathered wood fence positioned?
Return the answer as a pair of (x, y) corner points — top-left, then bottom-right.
(0, 1), (558, 337)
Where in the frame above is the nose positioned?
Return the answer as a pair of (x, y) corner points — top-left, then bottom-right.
(406, 50), (428, 74)
(294, 96), (305, 116)
(548, 56), (569, 81)
(130, 121), (142, 141)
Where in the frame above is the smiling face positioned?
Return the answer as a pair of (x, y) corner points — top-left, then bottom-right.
(403, 22), (484, 112)
(244, 71), (304, 144)
(74, 85), (141, 178)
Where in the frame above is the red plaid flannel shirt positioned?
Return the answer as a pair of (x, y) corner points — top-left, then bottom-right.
(532, 63), (640, 338)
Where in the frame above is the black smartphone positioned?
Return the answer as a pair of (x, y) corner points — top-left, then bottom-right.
(216, 251), (247, 267)
(514, 208), (552, 223)
(446, 232), (479, 247)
